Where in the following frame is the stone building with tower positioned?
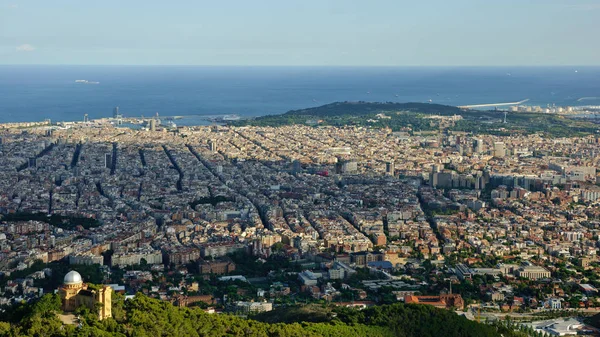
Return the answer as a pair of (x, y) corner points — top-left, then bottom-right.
(58, 271), (112, 320)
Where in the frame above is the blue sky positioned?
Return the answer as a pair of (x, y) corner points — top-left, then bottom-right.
(0, 0), (599, 66)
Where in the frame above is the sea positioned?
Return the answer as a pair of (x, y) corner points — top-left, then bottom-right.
(0, 65), (599, 124)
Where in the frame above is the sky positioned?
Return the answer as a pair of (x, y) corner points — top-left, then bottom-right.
(0, 0), (599, 66)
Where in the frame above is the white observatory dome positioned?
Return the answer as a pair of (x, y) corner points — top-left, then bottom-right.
(63, 271), (83, 285)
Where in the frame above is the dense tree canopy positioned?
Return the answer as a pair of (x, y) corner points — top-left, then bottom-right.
(0, 294), (527, 337)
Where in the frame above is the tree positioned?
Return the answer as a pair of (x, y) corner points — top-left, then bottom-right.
(2, 293), (528, 337)
(0, 322), (10, 336)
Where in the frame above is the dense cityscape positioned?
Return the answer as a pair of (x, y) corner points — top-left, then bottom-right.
(2, 0), (600, 335)
(2, 106), (600, 336)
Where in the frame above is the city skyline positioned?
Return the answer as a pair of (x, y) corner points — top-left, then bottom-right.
(1, 0), (599, 66)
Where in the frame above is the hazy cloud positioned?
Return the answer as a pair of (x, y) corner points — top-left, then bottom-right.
(16, 44), (35, 52)
(566, 3), (600, 10)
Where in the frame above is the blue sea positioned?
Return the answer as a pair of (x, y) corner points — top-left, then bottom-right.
(0, 65), (599, 124)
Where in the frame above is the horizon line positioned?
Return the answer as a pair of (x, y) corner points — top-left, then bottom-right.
(0, 64), (599, 68)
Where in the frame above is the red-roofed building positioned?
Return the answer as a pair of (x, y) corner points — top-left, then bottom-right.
(404, 294), (464, 310)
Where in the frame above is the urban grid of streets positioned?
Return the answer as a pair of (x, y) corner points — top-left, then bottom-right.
(2, 119), (600, 322)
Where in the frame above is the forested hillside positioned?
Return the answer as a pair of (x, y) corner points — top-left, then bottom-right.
(0, 294), (527, 337)
(230, 101), (598, 137)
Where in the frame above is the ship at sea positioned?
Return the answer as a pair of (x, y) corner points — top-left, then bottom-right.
(206, 114), (241, 123)
(163, 116), (184, 121)
(75, 80), (100, 85)
(222, 114), (241, 121)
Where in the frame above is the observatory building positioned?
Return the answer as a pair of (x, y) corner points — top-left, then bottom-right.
(58, 271), (112, 320)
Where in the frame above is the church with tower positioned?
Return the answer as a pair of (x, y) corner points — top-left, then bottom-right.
(58, 271), (112, 320)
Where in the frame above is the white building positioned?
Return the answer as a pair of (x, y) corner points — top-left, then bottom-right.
(298, 270), (322, 286)
(526, 317), (583, 336)
(69, 253), (104, 265)
(232, 301), (273, 314)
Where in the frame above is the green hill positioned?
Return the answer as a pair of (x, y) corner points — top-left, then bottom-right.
(254, 303), (520, 337)
(282, 101), (462, 117)
(229, 101), (598, 137)
(229, 101), (460, 129)
(0, 294), (528, 337)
